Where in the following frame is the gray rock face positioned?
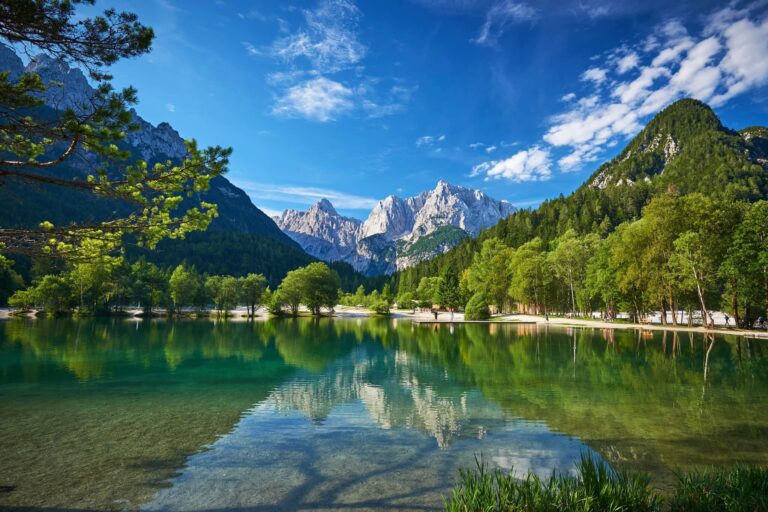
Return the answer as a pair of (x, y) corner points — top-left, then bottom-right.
(125, 113), (187, 161)
(275, 199), (362, 262)
(276, 181), (516, 275)
(25, 54), (94, 111)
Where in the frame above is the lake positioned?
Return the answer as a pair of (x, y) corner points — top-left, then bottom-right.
(1, 318), (767, 511)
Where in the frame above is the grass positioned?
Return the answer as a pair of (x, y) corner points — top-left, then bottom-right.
(445, 454), (768, 512)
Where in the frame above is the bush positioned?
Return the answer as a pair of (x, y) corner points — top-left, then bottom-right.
(370, 299), (391, 315)
(396, 292), (415, 310)
(464, 293), (490, 320)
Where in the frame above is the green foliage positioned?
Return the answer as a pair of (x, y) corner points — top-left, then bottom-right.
(370, 299), (391, 315)
(169, 264), (200, 312)
(0, 0), (229, 260)
(445, 454), (660, 512)
(0, 250), (24, 305)
(399, 225), (468, 257)
(274, 262), (340, 315)
(464, 293), (490, 320)
(396, 291), (415, 310)
(416, 276), (442, 308)
(240, 273), (267, 316)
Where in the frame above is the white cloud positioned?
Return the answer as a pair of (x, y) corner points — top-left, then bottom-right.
(474, 1), (538, 46)
(616, 52), (639, 73)
(165, 103), (176, 113)
(471, 146), (552, 182)
(581, 67), (608, 84)
(273, 77), (354, 122)
(261, 0), (414, 121)
(468, 142), (485, 149)
(242, 41), (261, 56)
(235, 181), (378, 210)
(271, 0), (366, 73)
(485, 145), (497, 153)
(416, 135), (434, 146)
(416, 134), (446, 147)
(535, 3), (768, 171)
(561, 92), (577, 102)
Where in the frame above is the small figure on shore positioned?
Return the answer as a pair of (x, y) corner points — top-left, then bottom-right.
(450, 309), (454, 322)
(545, 312), (549, 322)
(759, 316), (766, 329)
(433, 309), (438, 321)
(724, 314), (730, 327)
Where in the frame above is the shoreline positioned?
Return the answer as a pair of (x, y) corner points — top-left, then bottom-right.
(1, 306), (767, 338)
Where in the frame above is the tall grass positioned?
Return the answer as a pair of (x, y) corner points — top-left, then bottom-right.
(445, 454), (768, 512)
(668, 465), (768, 511)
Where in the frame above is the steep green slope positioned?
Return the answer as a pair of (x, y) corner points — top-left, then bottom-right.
(393, 99), (768, 290)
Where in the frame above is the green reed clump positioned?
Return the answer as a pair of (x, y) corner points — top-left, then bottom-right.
(445, 453), (661, 512)
(446, 455), (768, 512)
(667, 464), (768, 511)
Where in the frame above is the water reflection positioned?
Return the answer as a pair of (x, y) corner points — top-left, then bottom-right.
(1, 319), (767, 511)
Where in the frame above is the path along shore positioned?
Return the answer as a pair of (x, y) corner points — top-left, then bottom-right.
(2, 306), (766, 338)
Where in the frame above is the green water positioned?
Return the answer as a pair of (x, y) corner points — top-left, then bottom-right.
(0, 319), (767, 511)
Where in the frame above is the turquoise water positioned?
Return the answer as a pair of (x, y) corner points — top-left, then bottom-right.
(1, 318), (767, 511)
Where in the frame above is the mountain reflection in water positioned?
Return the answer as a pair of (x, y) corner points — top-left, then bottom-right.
(1, 318), (767, 511)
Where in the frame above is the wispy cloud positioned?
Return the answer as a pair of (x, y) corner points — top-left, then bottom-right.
(165, 103), (176, 113)
(271, 0), (366, 73)
(416, 134), (446, 147)
(235, 181), (378, 210)
(546, 3), (768, 171)
(242, 41), (261, 56)
(273, 77), (354, 121)
(250, 0), (414, 122)
(475, 2), (768, 180)
(474, 1), (538, 46)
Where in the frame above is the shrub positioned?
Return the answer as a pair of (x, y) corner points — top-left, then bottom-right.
(370, 299), (391, 316)
(464, 293), (490, 320)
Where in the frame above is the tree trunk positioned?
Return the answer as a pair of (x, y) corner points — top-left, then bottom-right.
(669, 294), (678, 326)
(732, 293), (740, 329)
(660, 301), (667, 326)
(692, 268), (712, 329)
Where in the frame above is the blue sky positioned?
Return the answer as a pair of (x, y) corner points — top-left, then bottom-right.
(91, 0), (768, 218)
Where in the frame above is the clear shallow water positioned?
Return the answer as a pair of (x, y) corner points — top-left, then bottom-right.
(1, 319), (767, 511)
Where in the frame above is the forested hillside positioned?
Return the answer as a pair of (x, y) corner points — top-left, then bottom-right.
(392, 99), (768, 327)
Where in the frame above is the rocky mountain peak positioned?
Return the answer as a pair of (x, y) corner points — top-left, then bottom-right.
(278, 181), (516, 275)
(311, 198), (338, 215)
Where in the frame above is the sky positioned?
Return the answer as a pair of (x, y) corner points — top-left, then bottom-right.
(86, 0), (768, 219)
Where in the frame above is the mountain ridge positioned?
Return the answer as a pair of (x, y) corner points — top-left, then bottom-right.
(0, 45), (359, 287)
(274, 180), (516, 275)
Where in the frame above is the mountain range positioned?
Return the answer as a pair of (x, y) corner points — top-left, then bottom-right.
(0, 45), (324, 286)
(395, 98), (768, 288)
(274, 181), (516, 275)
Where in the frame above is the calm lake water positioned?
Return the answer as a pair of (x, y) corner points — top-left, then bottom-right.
(1, 318), (767, 511)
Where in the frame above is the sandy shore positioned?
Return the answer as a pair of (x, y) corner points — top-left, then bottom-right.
(2, 305), (766, 338)
(501, 313), (768, 338)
